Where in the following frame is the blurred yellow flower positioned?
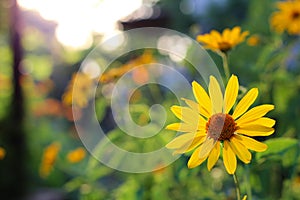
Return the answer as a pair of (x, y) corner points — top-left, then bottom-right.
(99, 50), (155, 83)
(166, 75), (275, 174)
(39, 142), (61, 178)
(242, 195), (247, 200)
(0, 147), (6, 160)
(62, 72), (94, 108)
(247, 35), (261, 46)
(67, 147), (86, 163)
(270, 0), (300, 35)
(196, 26), (249, 53)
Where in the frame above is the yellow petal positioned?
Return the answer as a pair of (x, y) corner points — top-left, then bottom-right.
(224, 75), (239, 113)
(242, 195), (247, 200)
(166, 123), (198, 132)
(171, 106), (200, 125)
(211, 30), (222, 43)
(222, 28), (231, 41)
(234, 135), (267, 152)
(166, 133), (196, 149)
(230, 26), (241, 44)
(192, 81), (212, 118)
(236, 104), (275, 125)
(223, 140), (237, 174)
(237, 117), (275, 127)
(187, 145), (208, 168)
(236, 125), (274, 136)
(229, 136), (252, 164)
(181, 98), (199, 112)
(209, 76), (223, 114)
(207, 141), (220, 171)
(197, 34), (210, 43)
(173, 135), (206, 154)
(199, 137), (216, 159)
(232, 88), (258, 119)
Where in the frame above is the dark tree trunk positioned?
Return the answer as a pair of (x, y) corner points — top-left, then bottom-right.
(0, 0), (27, 198)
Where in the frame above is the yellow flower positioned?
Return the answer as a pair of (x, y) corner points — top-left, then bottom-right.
(67, 147), (86, 163)
(39, 142), (61, 178)
(270, 0), (300, 35)
(0, 147), (6, 160)
(166, 75), (275, 174)
(99, 50), (155, 83)
(242, 195), (247, 200)
(196, 26), (249, 53)
(62, 72), (94, 108)
(247, 35), (261, 46)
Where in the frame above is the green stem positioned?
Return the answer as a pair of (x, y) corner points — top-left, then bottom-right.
(245, 165), (252, 200)
(220, 52), (230, 80)
(233, 173), (241, 200)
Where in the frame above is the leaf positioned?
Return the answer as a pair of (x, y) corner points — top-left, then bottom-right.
(95, 98), (107, 122)
(256, 138), (299, 167)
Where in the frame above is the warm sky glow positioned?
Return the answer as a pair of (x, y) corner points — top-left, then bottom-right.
(18, 0), (143, 49)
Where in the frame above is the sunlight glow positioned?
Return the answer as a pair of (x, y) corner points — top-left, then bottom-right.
(18, 0), (143, 49)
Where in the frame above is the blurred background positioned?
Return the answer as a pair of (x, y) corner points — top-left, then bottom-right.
(1, 0), (300, 199)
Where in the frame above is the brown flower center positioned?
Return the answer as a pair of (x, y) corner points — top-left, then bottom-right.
(218, 42), (232, 52)
(206, 113), (238, 141)
(291, 11), (300, 20)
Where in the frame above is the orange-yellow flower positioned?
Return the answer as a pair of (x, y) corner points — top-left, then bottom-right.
(67, 147), (86, 163)
(270, 0), (300, 35)
(99, 51), (155, 83)
(62, 72), (94, 108)
(39, 142), (61, 178)
(196, 26), (249, 53)
(247, 35), (261, 46)
(166, 75), (275, 174)
(0, 147), (6, 160)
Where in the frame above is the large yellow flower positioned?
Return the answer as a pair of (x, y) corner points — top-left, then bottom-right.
(196, 26), (249, 53)
(270, 0), (300, 35)
(166, 75), (275, 174)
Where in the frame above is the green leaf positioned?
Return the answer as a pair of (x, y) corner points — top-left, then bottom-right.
(95, 98), (107, 122)
(256, 138), (299, 166)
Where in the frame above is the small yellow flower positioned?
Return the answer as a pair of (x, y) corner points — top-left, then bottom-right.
(67, 147), (86, 163)
(39, 142), (61, 178)
(62, 72), (94, 108)
(166, 75), (275, 174)
(242, 195), (247, 200)
(247, 35), (261, 46)
(270, 0), (300, 35)
(0, 147), (6, 160)
(99, 50), (155, 83)
(196, 26), (249, 53)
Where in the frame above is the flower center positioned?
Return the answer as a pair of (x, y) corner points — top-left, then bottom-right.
(291, 11), (300, 20)
(218, 42), (232, 52)
(206, 113), (237, 141)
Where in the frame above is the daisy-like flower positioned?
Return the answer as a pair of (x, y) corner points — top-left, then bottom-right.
(166, 75), (275, 174)
(196, 26), (249, 53)
(270, 0), (300, 35)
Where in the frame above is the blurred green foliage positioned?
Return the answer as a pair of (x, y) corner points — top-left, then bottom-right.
(0, 0), (300, 199)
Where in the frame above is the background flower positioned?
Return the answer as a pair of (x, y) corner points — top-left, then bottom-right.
(196, 26), (249, 53)
(270, 0), (300, 35)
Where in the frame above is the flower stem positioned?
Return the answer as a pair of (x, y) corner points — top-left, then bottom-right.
(233, 173), (241, 200)
(245, 165), (252, 200)
(220, 52), (230, 80)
